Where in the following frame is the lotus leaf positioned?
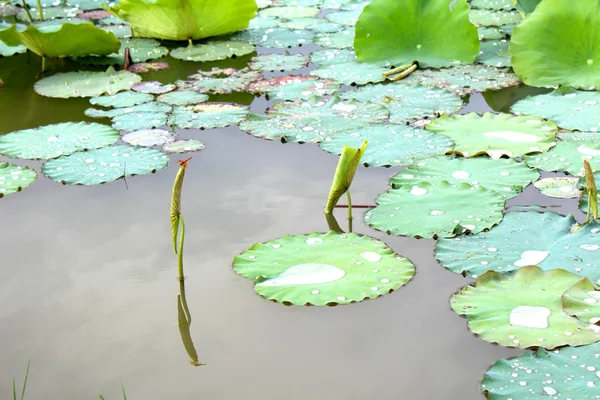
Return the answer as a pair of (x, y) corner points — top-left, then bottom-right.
(99, 15), (124, 25)
(172, 103), (249, 130)
(512, 88), (600, 132)
(42, 145), (169, 185)
(128, 61), (170, 73)
(365, 181), (505, 238)
(477, 26), (505, 40)
(162, 139), (205, 154)
(132, 81), (176, 94)
(581, 192), (600, 219)
(90, 90), (153, 108)
(425, 112), (557, 159)
(66, 0), (108, 10)
(17, 6), (81, 20)
(170, 41), (255, 62)
(76, 38), (168, 65)
(232, 28), (314, 48)
(121, 129), (175, 147)
(238, 95), (389, 143)
(247, 76), (340, 101)
(78, 10), (112, 19)
(469, 8), (521, 26)
(563, 278), (600, 326)
(112, 112), (169, 131)
(470, 0), (515, 10)
(34, 69), (141, 98)
(309, 60), (390, 86)
(324, 9), (360, 25)
(248, 53), (308, 72)
(101, 24), (132, 38)
(85, 102), (172, 119)
(0, 40), (26, 57)
(108, 0), (258, 41)
(0, 122), (119, 159)
(259, 5), (318, 18)
(0, 162), (36, 198)
(180, 67), (260, 94)
(276, 17), (321, 30)
(509, 0), (600, 90)
(248, 15), (278, 29)
(533, 177), (582, 199)
(451, 266), (600, 349)
(320, 125), (454, 168)
(477, 39), (510, 68)
(435, 211), (600, 279)
(390, 156), (539, 199)
(509, 0), (542, 14)
(156, 90), (209, 106)
(354, 0), (479, 68)
(309, 48), (356, 66)
(233, 232), (415, 306)
(313, 28), (354, 49)
(305, 21), (342, 33)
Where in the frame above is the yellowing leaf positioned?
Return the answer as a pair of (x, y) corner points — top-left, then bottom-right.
(584, 159), (598, 222)
(324, 140), (368, 214)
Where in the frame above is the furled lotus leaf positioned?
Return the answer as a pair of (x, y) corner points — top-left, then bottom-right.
(112, 112), (169, 131)
(162, 139), (205, 154)
(320, 125), (454, 168)
(247, 76), (340, 101)
(0, 122), (119, 159)
(481, 342), (600, 400)
(364, 181), (505, 238)
(132, 81), (176, 94)
(90, 90), (153, 108)
(179, 67), (261, 94)
(309, 48), (356, 66)
(85, 101), (171, 119)
(238, 95), (389, 143)
(581, 189), (600, 219)
(354, 0), (479, 68)
(170, 41), (255, 62)
(476, 39), (510, 67)
(451, 266), (600, 349)
(121, 129), (175, 147)
(259, 5), (319, 18)
(107, 0), (257, 41)
(156, 90), (208, 106)
(232, 28), (314, 48)
(512, 88), (600, 132)
(248, 53), (308, 72)
(314, 27), (354, 49)
(0, 162), (36, 198)
(390, 156), (539, 199)
(173, 103), (249, 130)
(425, 112), (557, 159)
(509, 0), (600, 90)
(470, 0), (515, 10)
(436, 211), (600, 279)
(533, 177), (582, 199)
(34, 68), (141, 98)
(76, 38), (168, 65)
(233, 232), (415, 306)
(309, 60), (390, 86)
(469, 8), (521, 26)
(42, 145), (169, 185)
(340, 84), (463, 124)
(563, 278), (600, 325)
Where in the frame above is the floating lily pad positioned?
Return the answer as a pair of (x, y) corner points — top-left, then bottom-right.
(425, 112), (557, 159)
(131, 81), (175, 94)
(435, 211), (600, 279)
(248, 53), (308, 72)
(78, 10), (112, 19)
(17, 6), (81, 21)
(0, 162), (37, 198)
(101, 24), (132, 38)
(365, 181), (505, 238)
(451, 266), (600, 349)
(340, 84), (463, 124)
(248, 15), (279, 29)
(533, 177), (582, 198)
(309, 60), (389, 86)
(172, 103), (249, 130)
(390, 156), (539, 199)
(42, 145), (169, 185)
(320, 125), (454, 168)
(563, 278), (600, 326)
(0, 122), (119, 159)
(156, 90), (208, 106)
(0, 40), (26, 57)
(313, 27), (354, 49)
(76, 38), (168, 65)
(112, 112), (169, 131)
(170, 41), (255, 62)
(85, 101), (172, 119)
(276, 17), (321, 29)
(121, 129), (175, 147)
(259, 5), (319, 18)
(306, 21), (343, 33)
(324, 9), (360, 25)
(239, 95), (389, 143)
(162, 139), (205, 154)
(469, 8), (521, 26)
(247, 76), (340, 101)
(128, 62), (170, 73)
(470, 0), (515, 10)
(180, 67), (260, 94)
(477, 39), (510, 68)
(66, 0), (107, 10)
(232, 28), (314, 48)
(309, 48), (356, 66)
(34, 69), (141, 98)
(89, 90), (154, 108)
(233, 232), (415, 306)
(477, 26), (505, 40)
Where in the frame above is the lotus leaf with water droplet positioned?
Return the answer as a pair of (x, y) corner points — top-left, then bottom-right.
(232, 27), (314, 48)
(90, 90), (154, 108)
(247, 76), (340, 101)
(76, 38), (169, 65)
(34, 68), (141, 98)
(162, 139), (205, 154)
(0, 162), (36, 198)
(469, 8), (521, 26)
(121, 129), (175, 147)
(179, 67), (261, 94)
(172, 102), (249, 130)
(170, 41), (255, 62)
(248, 52), (309, 72)
(533, 177), (582, 199)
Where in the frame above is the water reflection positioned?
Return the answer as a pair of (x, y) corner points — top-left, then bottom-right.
(177, 279), (204, 367)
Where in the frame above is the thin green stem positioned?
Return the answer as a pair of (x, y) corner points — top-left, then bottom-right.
(20, 0), (33, 23)
(179, 280), (192, 325)
(35, 0), (43, 20)
(390, 63), (417, 81)
(188, 38), (192, 46)
(120, 381), (127, 400)
(346, 190), (352, 232)
(12, 377), (16, 400)
(20, 359), (30, 400)
(41, 56), (46, 73)
(177, 215), (185, 280)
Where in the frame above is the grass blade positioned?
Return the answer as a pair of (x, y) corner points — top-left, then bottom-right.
(20, 359), (30, 400)
(120, 381), (127, 400)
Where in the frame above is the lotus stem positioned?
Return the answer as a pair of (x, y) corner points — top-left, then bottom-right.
(35, 0), (43, 20)
(41, 56), (46, 72)
(188, 38), (192, 46)
(390, 63), (417, 81)
(382, 63), (412, 77)
(346, 190), (352, 231)
(177, 215), (185, 280)
(334, 204), (375, 208)
(20, 0), (33, 22)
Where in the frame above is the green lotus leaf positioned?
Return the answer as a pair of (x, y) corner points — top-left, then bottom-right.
(17, 6), (81, 21)
(121, 129), (175, 147)
(101, 24), (132, 38)
(313, 27), (354, 49)
(354, 0), (479, 68)
(425, 112), (557, 159)
(0, 162), (36, 198)
(233, 232), (415, 306)
(510, 0), (542, 13)
(469, 8), (521, 26)
(482, 84), (550, 113)
(85, 101), (172, 119)
(238, 95), (389, 143)
(232, 28), (314, 48)
(477, 26), (505, 40)
(533, 177), (582, 199)
(34, 69), (141, 98)
(340, 84), (463, 124)
(0, 40), (26, 57)
(162, 139), (205, 154)
(90, 90), (154, 108)
(476, 39), (510, 68)
(248, 16), (278, 29)
(390, 156), (539, 199)
(470, 0), (515, 10)
(320, 125), (454, 168)
(132, 81), (176, 94)
(512, 88), (600, 132)
(42, 145), (169, 185)
(365, 181), (505, 238)
(309, 60), (390, 86)
(98, 15), (124, 25)
(0, 21), (119, 58)
(248, 53), (309, 72)
(156, 90), (209, 106)
(170, 41), (255, 62)
(509, 0), (600, 90)
(107, 0), (258, 41)
(324, 9), (360, 25)
(112, 111), (169, 131)
(451, 266), (600, 349)
(0, 122), (119, 159)
(127, 61), (170, 73)
(563, 278), (600, 326)
(67, 0), (109, 11)
(481, 343), (600, 400)
(247, 76), (340, 101)
(76, 38), (168, 65)
(258, 5), (319, 18)
(306, 21), (343, 33)
(435, 211), (600, 279)
(309, 48), (356, 66)
(173, 103), (249, 130)
(180, 67), (260, 94)
(278, 18), (321, 30)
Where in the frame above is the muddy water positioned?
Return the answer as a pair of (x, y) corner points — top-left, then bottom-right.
(0, 51), (583, 399)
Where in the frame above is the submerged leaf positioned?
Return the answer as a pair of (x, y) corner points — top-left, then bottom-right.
(324, 140), (367, 214)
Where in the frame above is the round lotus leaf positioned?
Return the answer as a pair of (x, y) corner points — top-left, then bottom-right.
(76, 38), (168, 65)
(340, 84), (463, 124)
(314, 27), (354, 49)
(477, 39), (510, 68)
(111, 112), (169, 131)
(451, 266), (600, 349)
(469, 8), (521, 26)
(127, 61), (170, 73)
(232, 28), (314, 48)
(436, 211), (600, 279)
(66, 0), (107, 10)
(390, 156), (539, 199)
(248, 53), (309, 72)
(309, 60), (389, 86)
(0, 3), (18, 17)
(365, 181), (505, 238)
(131, 81), (176, 94)
(309, 48), (356, 66)
(162, 139), (205, 154)
(481, 343), (600, 400)
(425, 112), (557, 159)
(239, 95), (389, 143)
(306, 21), (343, 33)
(512, 89), (600, 132)
(563, 278), (600, 326)
(98, 15), (124, 25)
(172, 103), (249, 130)
(101, 24), (132, 38)
(509, 0), (600, 90)
(85, 102), (172, 119)
(523, 135), (600, 177)
(477, 26), (505, 40)
(121, 129), (175, 147)
(0, 40), (26, 57)
(233, 232), (415, 306)
(277, 17), (322, 30)
(42, 145), (169, 185)
(247, 76), (340, 101)
(156, 90), (208, 106)
(320, 125), (454, 168)
(259, 5), (319, 18)
(34, 69), (141, 98)
(181, 67), (261, 94)
(470, 0), (515, 10)
(324, 9), (360, 25)
(0, 162), (36, 198)
(17, 6), (81, 21)
(354, 0), (479, 68)
(249, 14), (279, 29)
(170, 41), (255, 62)
(78, 10), (112, 19)
(0, 122), (119, 160)
(402, 64), (521, 96)
(533, 177), (582, 198)
(89, 90), (154, 108)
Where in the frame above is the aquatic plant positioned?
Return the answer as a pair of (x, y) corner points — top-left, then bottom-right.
(12, 360), (29, 400)
(584, 159), (598, 223)
(171, 157), (191, 279)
